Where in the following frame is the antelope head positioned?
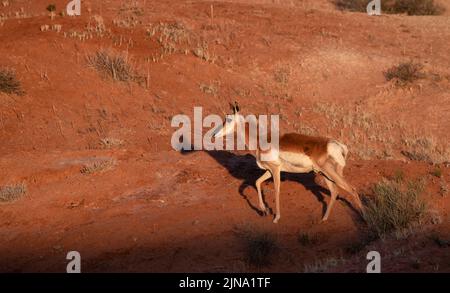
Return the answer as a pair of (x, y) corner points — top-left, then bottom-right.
(213, 101), (240, 138)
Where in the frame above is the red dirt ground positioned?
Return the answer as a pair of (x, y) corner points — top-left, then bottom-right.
(0, 0), (449, 272)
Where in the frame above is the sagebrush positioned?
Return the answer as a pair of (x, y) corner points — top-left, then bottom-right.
(363, 178), (428, 238)
(87, 51), (144, 84)
(384, 61), (424, 85)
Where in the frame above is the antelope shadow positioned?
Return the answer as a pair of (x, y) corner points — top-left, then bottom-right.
(182, 148), (350, 218)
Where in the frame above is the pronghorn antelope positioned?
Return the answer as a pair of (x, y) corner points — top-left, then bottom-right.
(213, 102), (363, 223)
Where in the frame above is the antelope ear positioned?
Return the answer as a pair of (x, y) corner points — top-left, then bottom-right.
(229, 102), (236, 114)
(234, 101), (240, 113)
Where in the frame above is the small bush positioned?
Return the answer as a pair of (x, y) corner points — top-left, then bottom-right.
(334, 0), (444, 15)
(236, 228), (279, 268)
(0, 183), (27, 203)
(384, 61), (424, 85)
(87, 51), (144, 84)
(0, 68), (24, 95)
(363, 178), (428, 238)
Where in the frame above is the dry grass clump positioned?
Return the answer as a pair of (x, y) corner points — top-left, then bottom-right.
(401, 136), (449, 164)
(0, 68), (24, 95)
(80, 159), (115, 175)
(303, 256), (346, 273)
(334, 0), (444, 15)
(147, 22), (215, 62)
(384, 61), (425, 85)
(87, 50), (144, 84)
(297, 232), (319, 246)
(333, 0), (370, 12)
(363, 178), (428, 238)
(199, 82), (219, 96)
(100, 138), (124, 149)
(385, 0), (444, 15)
(147, 22), (191, 55)
(0, 183), (27, 203)
(113, 2), (144, 28)
(235, 227), (279, 268)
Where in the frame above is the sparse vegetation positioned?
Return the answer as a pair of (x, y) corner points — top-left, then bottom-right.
(87, 51), (144, 84)
(100, 138), (124, 149)
(334, 0), (444, 15)
(345, 240), (368, 254)
(384, 61), (424, 85)
(46, 4), (56, 13)
(147, 22), (191, 56)
(113, 2), (144, 28)
(0, 183), (27, 203)
(46, 4), (57, 20)
(274, 67), (290, 85)
(430, 234), (449, 248)
(297, 232), (318, 246)
(80, 159), (115, 175)
(235, 228), (279, 268)
(363, 178), (428, 238)
(0, 68), (23, 95)
(430, 167), (442, 178)
(303, 256), (346, 273)
(193, 41), (215, 63)
(388, 0), (444, 15)
(401, 136), (449, 164)
(199, 82), (219, 96)
(147, 22), (215, 62)
(392, 169), (405, 183)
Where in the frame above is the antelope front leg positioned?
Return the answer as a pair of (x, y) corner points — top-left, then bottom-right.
(272, 167), (281, 224)
(255, 170), (272, 215)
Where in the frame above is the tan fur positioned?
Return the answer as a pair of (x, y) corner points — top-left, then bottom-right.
(255, 133), (362, 223)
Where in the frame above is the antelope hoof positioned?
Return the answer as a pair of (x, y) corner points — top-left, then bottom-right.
(259, 206), (269, 216)
(273, 215), (280, 224)
(321, 216), (329, 223)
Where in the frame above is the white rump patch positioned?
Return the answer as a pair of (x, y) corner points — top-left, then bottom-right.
(279, 151), (314, 168)
(327, 141), (347, 167)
